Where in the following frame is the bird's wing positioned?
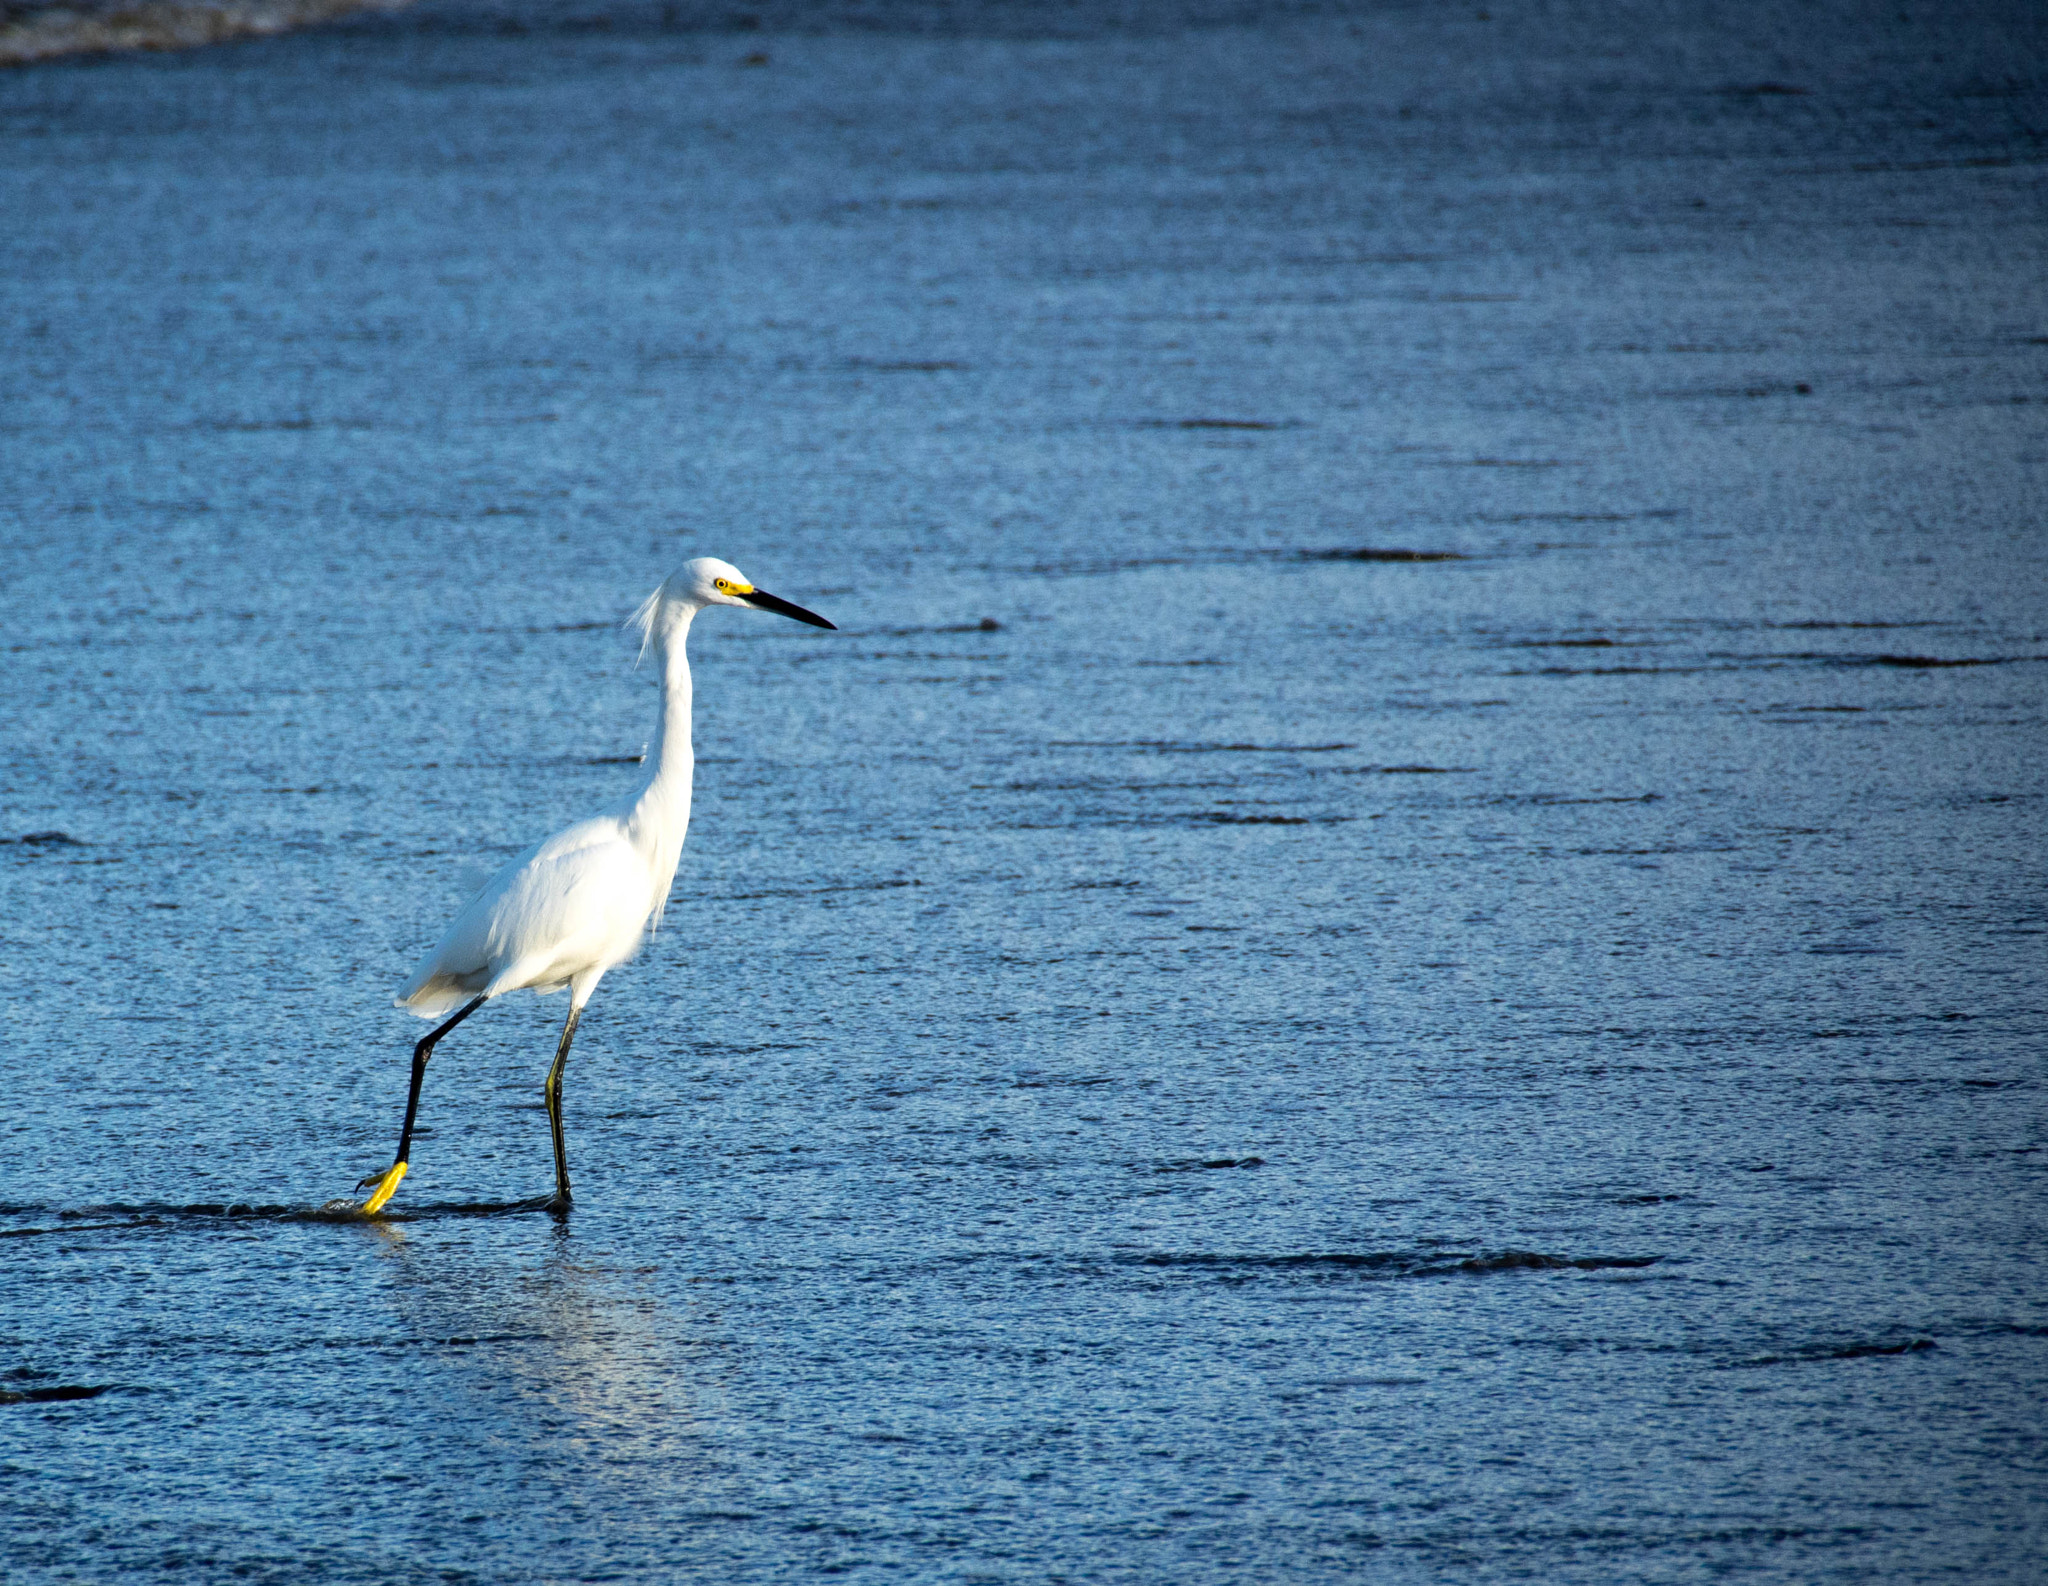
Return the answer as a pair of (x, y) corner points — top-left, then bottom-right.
(396, 818), (655, 1012)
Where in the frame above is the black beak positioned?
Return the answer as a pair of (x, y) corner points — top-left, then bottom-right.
(741, 587), (836, 630)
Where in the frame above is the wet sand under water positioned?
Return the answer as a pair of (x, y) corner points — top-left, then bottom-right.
(1, 1), (2044, 1581)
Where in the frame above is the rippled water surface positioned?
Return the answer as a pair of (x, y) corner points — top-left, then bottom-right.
(3, 2), (2045, 1580)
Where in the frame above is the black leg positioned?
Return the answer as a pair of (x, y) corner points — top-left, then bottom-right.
(542, 1005), (582, 1208)
(358, 995), (486, 1208)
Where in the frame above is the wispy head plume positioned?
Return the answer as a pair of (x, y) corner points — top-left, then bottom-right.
(627, 578), (670, 666)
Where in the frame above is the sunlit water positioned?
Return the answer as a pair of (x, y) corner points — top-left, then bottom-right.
(3, 2), (2044, 1580)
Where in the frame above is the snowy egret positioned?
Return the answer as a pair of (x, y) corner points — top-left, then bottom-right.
(355, 558), (835, 1214)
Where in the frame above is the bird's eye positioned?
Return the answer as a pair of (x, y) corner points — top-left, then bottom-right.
(714, 578), (731, 592)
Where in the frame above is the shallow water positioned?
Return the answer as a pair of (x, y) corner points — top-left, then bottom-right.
(3, 2), (2045, 1580)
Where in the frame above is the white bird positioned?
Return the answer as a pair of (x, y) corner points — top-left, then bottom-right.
(355, 557), (835, 1215)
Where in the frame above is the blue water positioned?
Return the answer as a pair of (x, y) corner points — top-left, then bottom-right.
(3, 2), (2044, 1580)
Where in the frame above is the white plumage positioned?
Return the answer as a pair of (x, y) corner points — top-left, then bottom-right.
(395, 819), (668, 1016)
(355, 556), (835, 1214)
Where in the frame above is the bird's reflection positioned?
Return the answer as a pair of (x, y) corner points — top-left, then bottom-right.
(365, 1220), (739, 1486)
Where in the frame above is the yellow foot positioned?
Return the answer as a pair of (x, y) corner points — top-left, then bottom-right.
(357, 1161), (408, 1215)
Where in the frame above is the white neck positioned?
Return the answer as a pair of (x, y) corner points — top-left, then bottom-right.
(626, 604), (696, 925)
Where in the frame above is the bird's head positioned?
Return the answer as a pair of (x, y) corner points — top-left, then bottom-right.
(632, 557), (836, 660)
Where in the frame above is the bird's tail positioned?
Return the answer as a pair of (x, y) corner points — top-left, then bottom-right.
(394, 969), (485, 1020)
